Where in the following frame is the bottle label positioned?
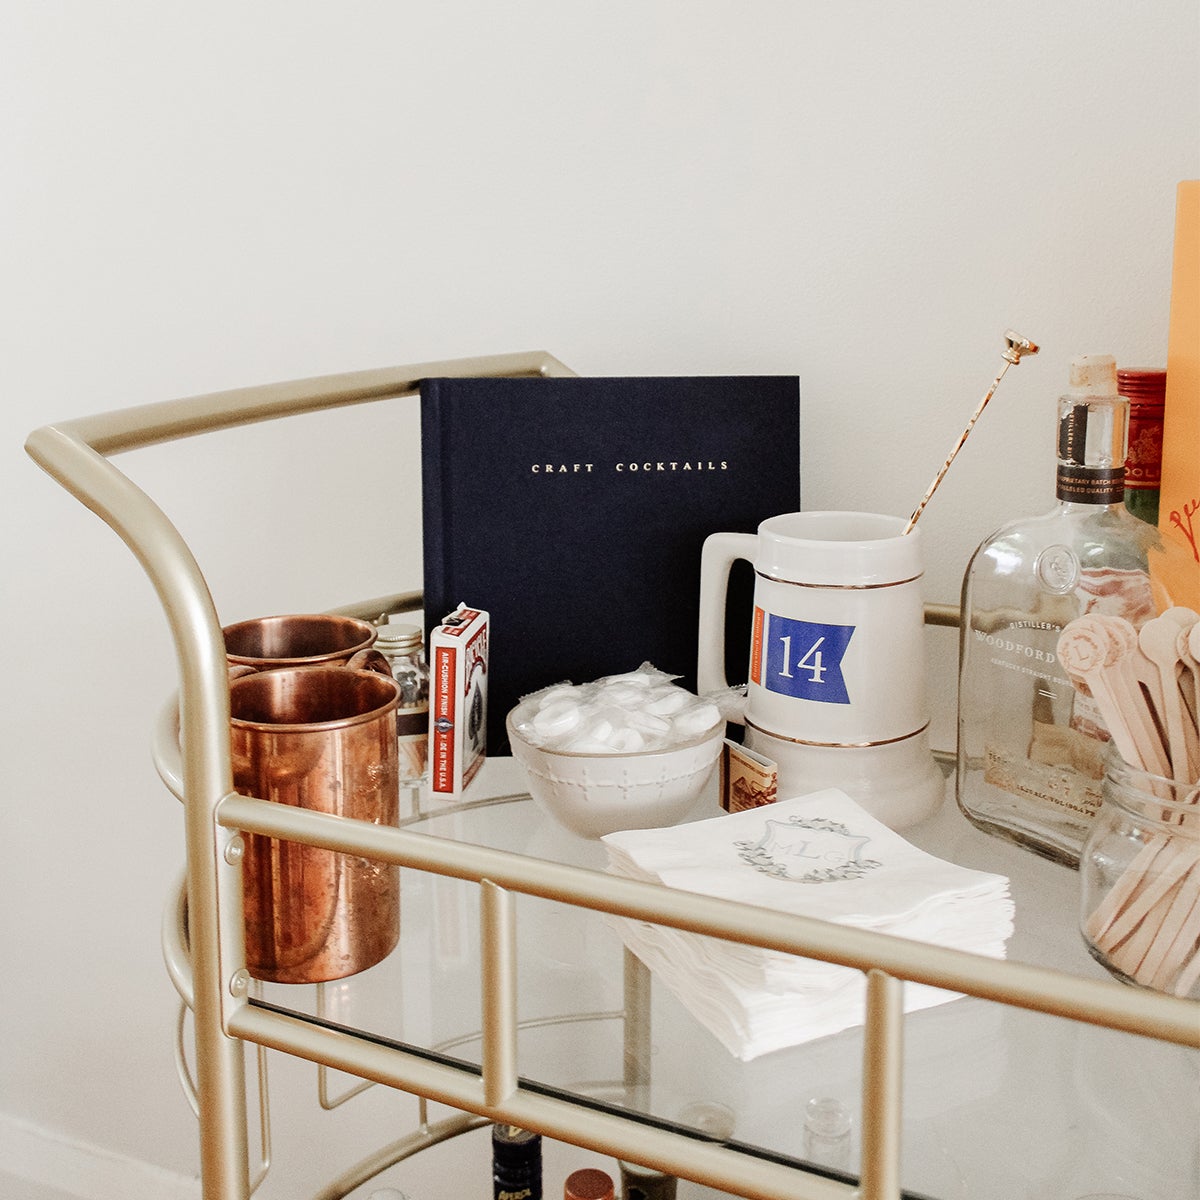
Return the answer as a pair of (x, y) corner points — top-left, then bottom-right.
(983, 743), (1104, 821)
(397, 702), (429, 739)
(1058, 402), (1089, 464)
(1056, 466), (1124, 505)
(1124, 408), (1164, 491)
(968, 624), (1064, 678)
(969, 618), (1107, 824)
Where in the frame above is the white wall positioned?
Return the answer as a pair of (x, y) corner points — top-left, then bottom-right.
(3, 2), (1197, 1195)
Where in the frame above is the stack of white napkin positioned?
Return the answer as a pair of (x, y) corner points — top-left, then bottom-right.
(603, 789), (1013, 1061)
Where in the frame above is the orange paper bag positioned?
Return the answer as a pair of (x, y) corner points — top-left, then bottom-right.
(1157, 180), (1200, 609)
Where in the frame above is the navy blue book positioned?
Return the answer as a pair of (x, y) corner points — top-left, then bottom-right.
(420, 375), (801, 753)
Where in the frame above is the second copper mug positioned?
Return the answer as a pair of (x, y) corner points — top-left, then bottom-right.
(223, 612), (380, 671)
(230, 664), (401, 984)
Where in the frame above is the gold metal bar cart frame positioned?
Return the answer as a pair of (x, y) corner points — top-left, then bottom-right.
(25, 354), (1200, 1200)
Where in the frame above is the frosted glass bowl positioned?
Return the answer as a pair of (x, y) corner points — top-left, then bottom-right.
(506, 711), (724, 839)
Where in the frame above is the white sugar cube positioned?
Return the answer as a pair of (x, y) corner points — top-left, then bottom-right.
(512, 664), (721, 755)
(672, 702), (721, 739)
(531, 699), (582, 738)
(645, 689), (690, 716)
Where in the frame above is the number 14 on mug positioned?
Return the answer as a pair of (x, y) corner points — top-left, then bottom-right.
(753, 610), (854, 706)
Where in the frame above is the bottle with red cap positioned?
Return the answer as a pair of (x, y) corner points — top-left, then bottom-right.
(1118, 367), (1166, 526)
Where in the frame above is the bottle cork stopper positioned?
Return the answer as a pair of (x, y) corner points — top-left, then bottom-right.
(1068, 354), (1118, 396)
(564, 1168), (614, 1200)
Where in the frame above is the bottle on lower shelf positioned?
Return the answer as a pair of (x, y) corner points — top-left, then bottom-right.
(618, 1159), (677, 1200)
(493, 1123), (543, 1200)
(564, 1168), (614, 1200)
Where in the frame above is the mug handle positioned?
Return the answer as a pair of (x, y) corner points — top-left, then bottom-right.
(348, 648), (394, 675)
(696, 531), (758, 722)
(153, 694), (186, 802)
(154, 665), (259, 801)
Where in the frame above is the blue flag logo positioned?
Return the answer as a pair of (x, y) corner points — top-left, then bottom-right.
(762, 615), (854, 705)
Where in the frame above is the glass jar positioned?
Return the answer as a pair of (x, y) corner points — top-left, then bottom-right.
(374, 622), (431, 784)
(1079, 749), (1200, 998)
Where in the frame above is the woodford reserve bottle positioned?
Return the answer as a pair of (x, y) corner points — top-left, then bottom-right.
(957, 354), (1172, 866)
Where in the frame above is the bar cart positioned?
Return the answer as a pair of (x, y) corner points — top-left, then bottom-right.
(25, 354), (1200, 1200)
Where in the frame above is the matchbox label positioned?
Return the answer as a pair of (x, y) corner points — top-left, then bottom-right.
(750, 605), (765, 686)
(429, 604), (489, 795)
(432, 644), (457, 792)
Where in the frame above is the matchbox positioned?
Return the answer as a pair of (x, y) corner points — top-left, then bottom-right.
(429, 604), (489, 795)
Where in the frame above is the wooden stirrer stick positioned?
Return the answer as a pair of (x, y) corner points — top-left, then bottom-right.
(1173, 935), (1200, 997)
(1057, 618), (1164, 774)
(1147, 864), (1200, 991)
(1093, 837), (1195, 952)
(1139, 616), (1196, 784)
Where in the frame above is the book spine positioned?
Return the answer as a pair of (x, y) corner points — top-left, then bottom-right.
(419, 378), (449, 639)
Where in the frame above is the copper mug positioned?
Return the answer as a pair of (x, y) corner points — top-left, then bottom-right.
(230, 664), (401, 983)
(223, 612), (382, 672)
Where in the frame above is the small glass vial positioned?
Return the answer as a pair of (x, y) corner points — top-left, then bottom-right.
(375, 622), (430, 783)
(1079, 749), (1200, 999)
(1118, 368), (1166, 526)
(492, 1123), (543, 1200)
(802, 1097), (852, 1172)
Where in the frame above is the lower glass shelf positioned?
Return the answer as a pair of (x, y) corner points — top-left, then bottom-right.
(248, 761), (1200, 1200)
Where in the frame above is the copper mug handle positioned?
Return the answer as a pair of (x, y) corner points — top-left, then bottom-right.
(346, 647), (393, 675)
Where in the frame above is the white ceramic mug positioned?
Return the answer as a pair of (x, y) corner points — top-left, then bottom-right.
(697, 511), (942, 828)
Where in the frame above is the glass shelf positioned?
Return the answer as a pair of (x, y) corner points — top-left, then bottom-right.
(253, 760), (1200, 1200)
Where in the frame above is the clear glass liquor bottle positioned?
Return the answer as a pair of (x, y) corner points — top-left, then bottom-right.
(956, 355), (1172, 867)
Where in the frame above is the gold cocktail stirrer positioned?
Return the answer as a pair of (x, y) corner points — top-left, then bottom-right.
(902, 330), (1040, 535)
